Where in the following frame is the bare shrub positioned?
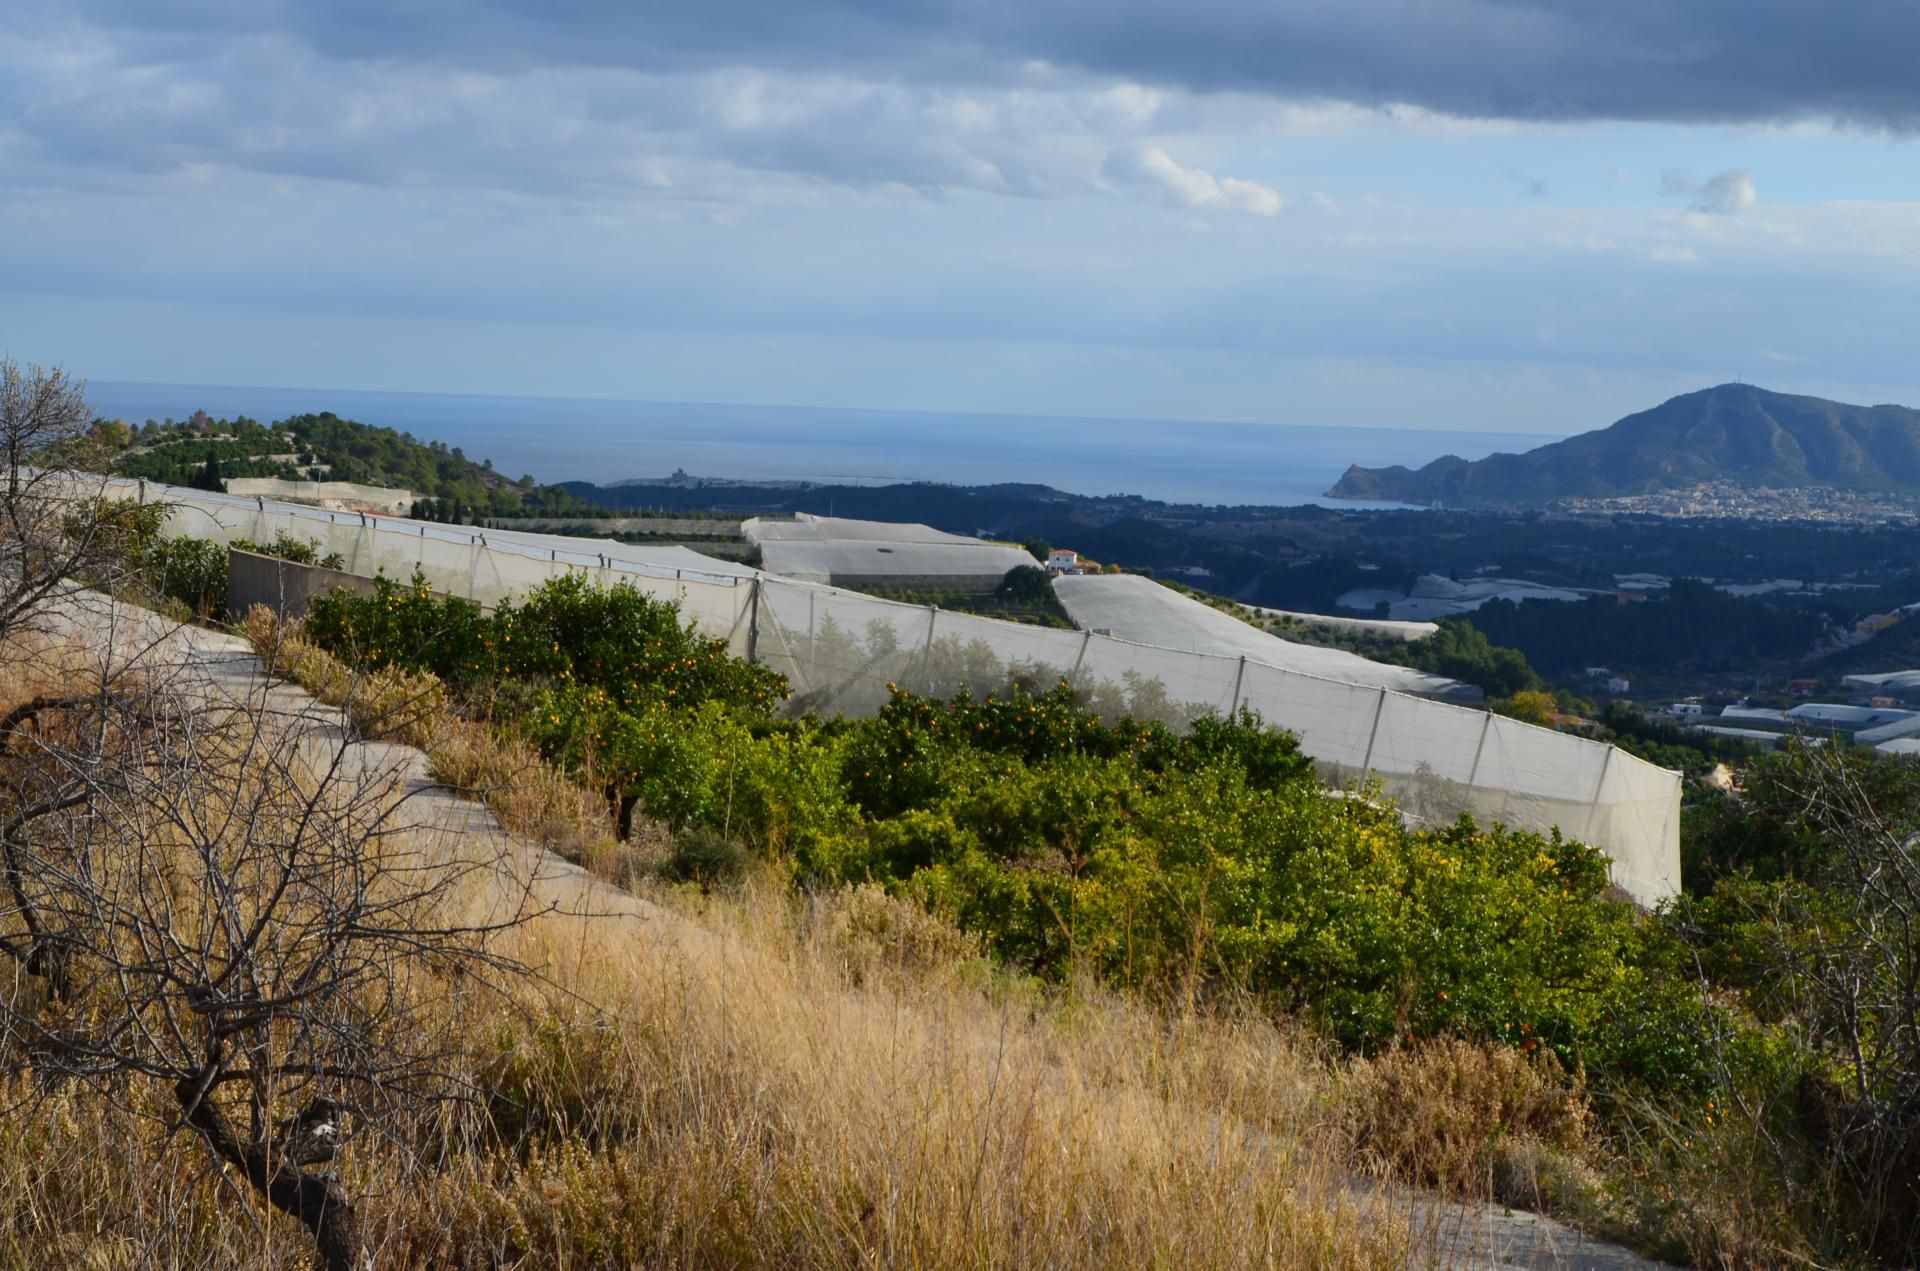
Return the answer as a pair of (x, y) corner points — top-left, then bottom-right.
(0, 634), (539, 1270)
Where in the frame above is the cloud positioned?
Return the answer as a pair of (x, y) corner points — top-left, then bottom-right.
(1659, 167), (1756, 215)
(37, 0), (1920, 131)
(1102, 144), (1285, 215)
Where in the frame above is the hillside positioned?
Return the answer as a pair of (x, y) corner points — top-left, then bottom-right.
(1328, 384), (1920, 507)
(96, 409), (601, 518)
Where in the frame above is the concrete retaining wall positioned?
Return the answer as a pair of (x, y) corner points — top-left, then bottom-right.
(225, 479), (415, 513)
(226, 549), (378, 621)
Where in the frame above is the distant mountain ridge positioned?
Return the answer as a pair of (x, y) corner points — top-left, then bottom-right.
(1327, 384), (1920, 507)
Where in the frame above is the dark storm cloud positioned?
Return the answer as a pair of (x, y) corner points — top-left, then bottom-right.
(50, 0), (1920, 127)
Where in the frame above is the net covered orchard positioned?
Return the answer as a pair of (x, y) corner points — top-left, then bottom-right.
(116, 478), (1682, 906)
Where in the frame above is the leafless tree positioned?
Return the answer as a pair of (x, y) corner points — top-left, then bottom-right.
(0, 359), (125, 647)
(1687, 740), (1920, 1261)
(0, 624), (543, 1270)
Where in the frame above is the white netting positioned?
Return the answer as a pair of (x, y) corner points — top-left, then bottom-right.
(114, 477), (1681, 905)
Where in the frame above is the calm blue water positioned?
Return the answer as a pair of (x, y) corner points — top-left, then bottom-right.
(85, 381), (1558, 508)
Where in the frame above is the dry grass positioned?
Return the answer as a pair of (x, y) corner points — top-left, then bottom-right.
(242, 605), (621, 864)
(353, 877), (1412, 1268)
(1342, 1037), (1593, 1195)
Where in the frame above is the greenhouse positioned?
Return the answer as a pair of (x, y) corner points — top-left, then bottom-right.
(104, 476), (1683, 906)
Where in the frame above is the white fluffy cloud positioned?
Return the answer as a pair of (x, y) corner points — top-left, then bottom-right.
(1101, 144), (1285, 215)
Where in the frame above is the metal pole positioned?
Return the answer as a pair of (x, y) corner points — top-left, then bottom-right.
(921, 605), (938, 690)
(745, 576), (763, 663)
(807, 589), (818, 681)
(1589, 746), (1616, 804)
(1070, 629), (1092, 681)
(1229, 654), (1248, 715)
(1360, 688), (1388, 773)
(1467, 712), (1494, 788)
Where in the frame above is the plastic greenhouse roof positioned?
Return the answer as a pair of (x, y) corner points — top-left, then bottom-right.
(743, 514), (984, 545)
(759, 538), (1036, 581)
(1051, 574), (1481, 704)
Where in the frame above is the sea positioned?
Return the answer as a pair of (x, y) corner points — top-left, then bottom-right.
(85, 381), (1559, 509)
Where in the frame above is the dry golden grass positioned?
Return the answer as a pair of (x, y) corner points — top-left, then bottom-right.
(242, 605), (620, 863)
(362, 875), (1407, 1269)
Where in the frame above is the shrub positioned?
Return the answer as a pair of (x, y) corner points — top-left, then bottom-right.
(143, 534), (228, 617)
(1343, 1038), (1591, 1194)
(231, 530), (345, 570)
(659, 826), (755, 887)
(305, 572), (786, 715)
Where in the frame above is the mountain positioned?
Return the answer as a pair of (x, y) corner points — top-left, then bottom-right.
(1327, 384), (1920, 507)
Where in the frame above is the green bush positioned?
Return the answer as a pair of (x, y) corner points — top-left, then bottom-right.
(143, 535), (228, 617)
(308, 585), (1707, 1084)
(306, 572), (785, 716)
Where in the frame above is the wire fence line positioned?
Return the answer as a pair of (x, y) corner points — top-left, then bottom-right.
(106, 476), (1682, 906)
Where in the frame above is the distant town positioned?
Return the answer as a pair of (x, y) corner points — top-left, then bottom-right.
(1555, 481), (1920, 524)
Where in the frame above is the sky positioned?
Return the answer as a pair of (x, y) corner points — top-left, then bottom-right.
(5, 0), (1920, 435)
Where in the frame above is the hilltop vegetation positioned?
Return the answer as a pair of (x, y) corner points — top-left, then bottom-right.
(1331, 383), (1920, 506)
(92, 409), (603, 517)
(1465, 578), (1830, 676)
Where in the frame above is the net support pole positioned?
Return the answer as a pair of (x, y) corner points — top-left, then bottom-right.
(1467, 712), (1493, 789)
(745, 576), (763, 664)
(1585, 745), (1618, 853)
(1070, 629), (1092, 682)
(1229, 655), (1248, 715)
(1361, 687), (1388, 773)
(807, 589), (818, 681)
(919, 604), (938, 691)
(1589, 745), (1616, 803)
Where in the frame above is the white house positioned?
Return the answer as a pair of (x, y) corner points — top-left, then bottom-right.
(1607, 676), (1632, 695)
(1669, 702), (1704, 718)
(1046, 549), (1081, 574)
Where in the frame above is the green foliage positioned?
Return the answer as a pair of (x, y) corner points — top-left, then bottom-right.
(997, 564), (1054, 604)
(106, 410), (605, 518)
(844, 571), (1076, 629)
(230, 531), (345, 571)
(1491, 688), (1559, 725)
(1393, 620), (1542, 698)
(308, 581), (1707, 1086)
(1596, 701), (1759, 781)
(1664, 743), (1920, 1264)
(189, 444), (226, 493)
(1468, 578), (1828, 677)
(306, 572), (785, 716)
(819, 684), (1693, 1079)
(1680, 740), (1920, 890)
(144, 535), (228, 616)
